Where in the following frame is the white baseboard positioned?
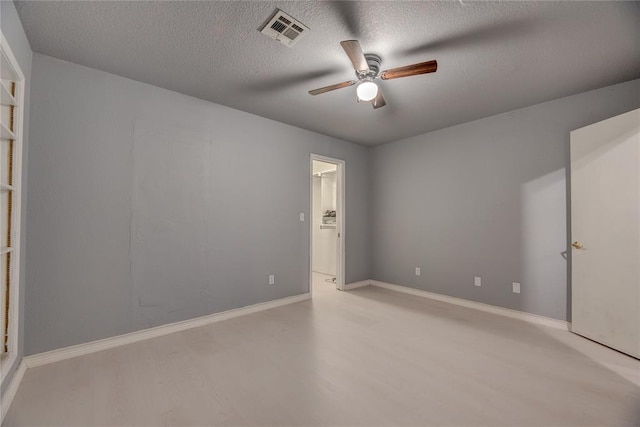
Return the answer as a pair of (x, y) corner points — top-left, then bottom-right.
(370, 280), (569, 331)
(24, 293), (310, 369)
(1, 360), (26, 424)
(344, 280), (371, 290)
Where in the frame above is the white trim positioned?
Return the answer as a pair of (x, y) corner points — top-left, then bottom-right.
(24, 293), (310, 369)
(0, 360), (26, 424)
(0, 30), (25, 390)
(370, 280), (569, 331)
(344, 280), (371, 291)
(309, 154), (346, 295)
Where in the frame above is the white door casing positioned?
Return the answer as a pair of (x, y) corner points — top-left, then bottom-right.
(310, 154), (346, 293)
(570, 108), (640, 359)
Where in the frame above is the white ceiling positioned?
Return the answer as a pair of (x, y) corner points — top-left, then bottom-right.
(15, 1), (640, 146)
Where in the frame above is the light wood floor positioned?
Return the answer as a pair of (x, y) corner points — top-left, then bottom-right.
(4, 273), (640, 426)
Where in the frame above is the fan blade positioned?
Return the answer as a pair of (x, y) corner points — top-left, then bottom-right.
(308, 80), (356, 96)
(340, 40), (369, 73)
(372, 89), (386, 109)
(380, 60), (437, 80)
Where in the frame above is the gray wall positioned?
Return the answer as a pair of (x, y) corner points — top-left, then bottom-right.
(20, 48), (640, 355)
(25, 53), (370, 355)
(371, 79), (640, 321)
(0, 0), (31, 398)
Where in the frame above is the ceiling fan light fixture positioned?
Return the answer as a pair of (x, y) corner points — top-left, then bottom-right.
(356, 80), (378, 101)
(307, 40), (437, 110)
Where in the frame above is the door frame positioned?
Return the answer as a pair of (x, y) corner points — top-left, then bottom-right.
(309, 154), (346, 295)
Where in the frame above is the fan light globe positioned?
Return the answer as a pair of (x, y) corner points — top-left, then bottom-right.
(356, 81), (378, 101)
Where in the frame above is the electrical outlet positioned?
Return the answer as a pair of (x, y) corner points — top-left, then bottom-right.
(512, 282), (521, 294)
(269, 275), (275, 285)
(474, 276), (482, 287)
(415, 267), (421, 276)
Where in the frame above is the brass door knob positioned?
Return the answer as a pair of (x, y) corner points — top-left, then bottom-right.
(572, 241), (585, 250)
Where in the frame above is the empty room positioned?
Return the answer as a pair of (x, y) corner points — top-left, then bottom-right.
(1, 1), (639, 426)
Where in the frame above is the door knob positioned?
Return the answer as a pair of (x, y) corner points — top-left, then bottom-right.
(571, 241), (585, 250)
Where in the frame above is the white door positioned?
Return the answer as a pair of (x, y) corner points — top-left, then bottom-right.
(570, 108), (640, 359)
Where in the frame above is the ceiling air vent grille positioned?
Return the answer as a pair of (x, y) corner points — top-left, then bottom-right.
(260, 9), (309, 47)
(271, 20), (287, 33)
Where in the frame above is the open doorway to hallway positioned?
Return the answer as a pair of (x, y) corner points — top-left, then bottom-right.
(310, 156), (345, 293)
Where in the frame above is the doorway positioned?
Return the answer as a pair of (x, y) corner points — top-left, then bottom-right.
(310, 155), (345, 294)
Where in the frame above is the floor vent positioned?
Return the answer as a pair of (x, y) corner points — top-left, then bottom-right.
(260, 9), (309, 47)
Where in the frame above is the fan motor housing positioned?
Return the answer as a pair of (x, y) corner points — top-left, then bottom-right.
(358, 54), (382, 79)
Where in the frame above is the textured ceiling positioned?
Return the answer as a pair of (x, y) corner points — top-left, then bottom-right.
(14, 1), (640, 146)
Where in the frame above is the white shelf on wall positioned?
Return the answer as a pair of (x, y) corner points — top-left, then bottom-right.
(1, 247), (13, 255)
(320, 224), (336, 229)
(0, 81), (15, 106)
(0, 183), (13, 192)
(1, 122), (14, 140)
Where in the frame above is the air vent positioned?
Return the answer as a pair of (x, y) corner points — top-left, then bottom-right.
(260, 9), (309, 47)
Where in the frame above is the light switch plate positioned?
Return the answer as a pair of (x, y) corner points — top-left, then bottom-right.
(415, 267), (421, 276)
(512, 282), (521, 294)
(299, 213), (305, 222)
(474, 276), (482, 287)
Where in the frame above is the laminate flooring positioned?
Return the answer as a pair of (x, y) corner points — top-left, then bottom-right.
(4, 273), (640, 426)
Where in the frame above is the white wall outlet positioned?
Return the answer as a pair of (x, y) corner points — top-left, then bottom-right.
(299, 213), (305, 222)
(474, 276), (482, 287)
(415, 267), (421, 276)
(512, 282), (521, 294)
(269, 275), (275, 285)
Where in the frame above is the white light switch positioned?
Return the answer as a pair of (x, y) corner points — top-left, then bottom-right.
(299, 213), (305, 222)
(269, 275), (275, 285)
(415, 267), (421, 276)
(512, 282), (521, 294)
(474, 276), (482, 287)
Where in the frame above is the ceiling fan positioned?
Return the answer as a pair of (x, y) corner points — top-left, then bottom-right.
(308, 40), (438, 109)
